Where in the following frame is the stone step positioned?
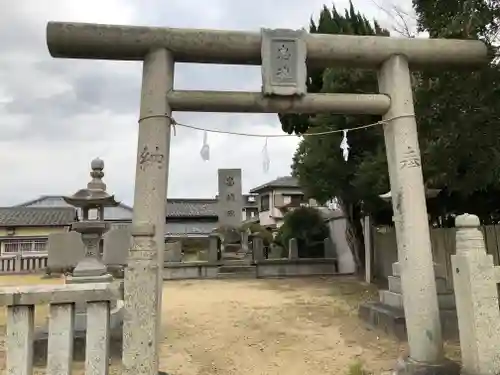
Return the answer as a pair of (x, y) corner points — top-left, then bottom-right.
(388, 275), (449, 294)
(358, 301), (459, 341)
(392, 262), (446, 278)
(379, 290), (456, 310)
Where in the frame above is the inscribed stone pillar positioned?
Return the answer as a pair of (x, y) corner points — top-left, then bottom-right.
(217, 169), (243, 228)
(452, 214), (500, 374)
(288, 238), (298, 259)
(378, 55), (443, 365)
(123, 48), (173, 375)
(253, 237), (264, 261)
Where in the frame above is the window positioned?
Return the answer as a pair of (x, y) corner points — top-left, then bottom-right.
(2, 239), (48, 254)
(260, 194), (270, 212)
(288, 194), (304, 206)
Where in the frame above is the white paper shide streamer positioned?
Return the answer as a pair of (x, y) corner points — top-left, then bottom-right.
(340, 129), (349, 161)
(200, 130), (210, 161)
(262, 137), (270, 173)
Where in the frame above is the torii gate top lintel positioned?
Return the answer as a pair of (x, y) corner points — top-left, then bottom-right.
(46, 21), (488, 68)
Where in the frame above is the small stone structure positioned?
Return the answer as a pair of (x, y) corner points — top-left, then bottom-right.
(46, 232), (85, 276)
(37, 158), (124, 358)
(452, 214), (500, 374)
(164, 241), (182, 262)
(288, 238), (299, 259)
(102, 226), (130, 274)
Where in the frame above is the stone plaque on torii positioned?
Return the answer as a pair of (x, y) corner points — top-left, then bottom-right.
(45, 21), (487, 375)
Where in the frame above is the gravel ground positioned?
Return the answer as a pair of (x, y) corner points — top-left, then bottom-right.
(0, 275), (410, 374)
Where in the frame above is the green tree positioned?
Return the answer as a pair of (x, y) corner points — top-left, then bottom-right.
(411, 0), (500, 224)
(281, 2), (391, 271)
(277, 207), (329, 258)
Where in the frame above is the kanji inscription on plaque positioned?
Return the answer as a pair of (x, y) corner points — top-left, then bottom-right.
(261, 28), (307, 96)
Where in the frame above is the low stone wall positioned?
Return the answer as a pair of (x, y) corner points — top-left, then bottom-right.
(162, 261), (220, 280)
(255, 258), (339, 278)
(162, 258), (340, 280)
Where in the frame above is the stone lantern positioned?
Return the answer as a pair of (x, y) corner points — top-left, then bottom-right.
(64, 157), (120, 283)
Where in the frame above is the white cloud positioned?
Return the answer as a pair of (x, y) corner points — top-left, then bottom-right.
(0, 0), (413, 206)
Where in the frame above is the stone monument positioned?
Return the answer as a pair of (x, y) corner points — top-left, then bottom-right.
(217, 169), (246, 261)
(63, 158), (124, 346)
(217, 168), (243, 228)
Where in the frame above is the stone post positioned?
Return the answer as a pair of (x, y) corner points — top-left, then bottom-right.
(208, 234), (219, 263)
(123, 48), (173, 375)
(241, 231), (249, 252)
(253, 237), (264, 261)
(324, 238), (336, 259)
(288, 238), (298, 259)
(378, 55), (444, 368)
(452, 214), (500, 374)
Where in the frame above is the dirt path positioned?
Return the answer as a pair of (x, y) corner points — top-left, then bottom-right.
(159, 277), (404, 375)
(0, 276), (407, 374)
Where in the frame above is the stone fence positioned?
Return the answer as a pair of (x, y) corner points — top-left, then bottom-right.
(372, 224), (500, 288)
(452, 214), (500, 374)
(0, 253), (48, 274)
(0, 282), (123, 375)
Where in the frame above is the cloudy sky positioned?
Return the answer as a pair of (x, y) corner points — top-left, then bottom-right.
(0, 0), (414, 207)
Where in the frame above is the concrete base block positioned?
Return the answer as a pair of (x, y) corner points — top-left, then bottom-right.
(388, 276), (448, 295)
(394, 356), (460, 375)
(358, 302), (459, 341)
(379, 290), (455, 310)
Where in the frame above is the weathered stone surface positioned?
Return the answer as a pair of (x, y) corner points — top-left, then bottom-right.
(452, 214), (500, 374)
(47, 232), (85, 273)
(394, 356), (460, 375)
(217, 169), (243, 228)
(379, 55), (443, 363)
(164, 241), (182, 262)
(0, 282), (123, 306)
(253, 237), (264, 261)
(103, 227), (130, 266)
(46, 22), (488, 68)
(261, 28), (307, 96)
(358, 302), (459, 342)
(288, 238), (298, 259)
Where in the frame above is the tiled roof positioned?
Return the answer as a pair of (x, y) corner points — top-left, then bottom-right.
(15, 195), (133, 221)
(0, 207), (77, 227)
(166, 199), (218, 218)
(249, 176), (300, 193)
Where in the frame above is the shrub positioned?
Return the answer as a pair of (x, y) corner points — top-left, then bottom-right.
(278, 206), (329, 258)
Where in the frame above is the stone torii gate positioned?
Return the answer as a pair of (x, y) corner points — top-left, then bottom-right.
(46, 22), (487, 374)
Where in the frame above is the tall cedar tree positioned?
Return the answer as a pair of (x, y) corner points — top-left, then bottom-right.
(281, 2), (392, 272)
